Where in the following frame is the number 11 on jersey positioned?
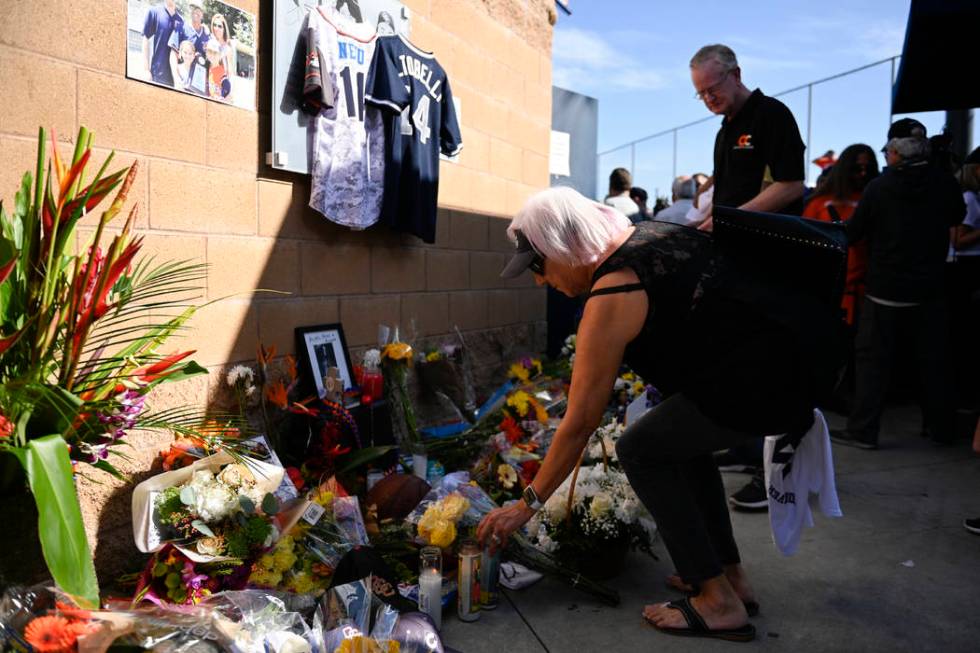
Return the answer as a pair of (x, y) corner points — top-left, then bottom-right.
(338, 67), (365, 121)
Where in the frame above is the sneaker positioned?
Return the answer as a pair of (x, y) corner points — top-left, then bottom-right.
(714, 450), (759, 473)
(729, 473), (769, 511)
(829, 429), (877, 450)
(965, 518), (980, 535)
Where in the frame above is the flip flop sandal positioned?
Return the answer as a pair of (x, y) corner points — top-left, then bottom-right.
(645, 597), (756, 643)
(665, 579), (760, 617)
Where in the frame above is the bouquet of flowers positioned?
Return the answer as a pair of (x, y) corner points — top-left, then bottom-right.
(380, 332), (418, 446)
(0, 585), (98, 652)
(524, 463), (656, 579)
(469, 385), (552, 503)
(411, 491), (471, 549)
(508, 356), (544, 384)
(0, 127), (239, 606)
(248, 484), (367, 595)
(133, 452), (285, 563)
(134, 544), (247, 606)
(154, 461), (282, 559)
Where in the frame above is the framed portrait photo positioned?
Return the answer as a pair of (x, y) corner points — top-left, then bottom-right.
(295, 323), (357, 406)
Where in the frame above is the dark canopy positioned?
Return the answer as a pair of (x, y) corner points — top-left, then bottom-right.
(892, 0), (980, 114)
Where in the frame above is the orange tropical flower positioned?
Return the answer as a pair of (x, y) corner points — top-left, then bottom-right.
(265, 380), (288, 409)
(24, 615), (77, 653)
(285, 354), (297, 382)
(381, 342), (413, 361)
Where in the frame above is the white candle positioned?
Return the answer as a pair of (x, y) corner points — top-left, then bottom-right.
(412, 453), (428, 481)
(419, 568), (442, 630)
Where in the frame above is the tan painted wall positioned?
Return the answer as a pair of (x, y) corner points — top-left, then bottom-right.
(0, 0), (555, 578)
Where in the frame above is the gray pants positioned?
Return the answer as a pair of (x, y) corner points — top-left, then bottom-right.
(616, 393), (759, 584)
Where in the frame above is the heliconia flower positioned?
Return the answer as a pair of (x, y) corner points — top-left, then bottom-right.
(23, 615), (77, 653)
(0, 412), (13, 439)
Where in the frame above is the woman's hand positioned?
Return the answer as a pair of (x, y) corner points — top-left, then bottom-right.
(477, 501), (536, 555)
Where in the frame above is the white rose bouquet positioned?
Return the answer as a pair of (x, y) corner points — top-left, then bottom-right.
(524, 463), (656, 579)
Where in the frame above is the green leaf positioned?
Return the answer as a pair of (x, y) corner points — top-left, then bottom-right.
(337, 446), (397, 475)
(191, 519), (215, 537)
(91, 459), (128, 482)
(180, 486), (196, 506)
(239, 495), (255, 515)
(152, 562), (168, 577)
(26, 385), (83, 440)
(17, 435), (100, 609)
(261, 493), (279, 515)
(164, 572), (181, 589)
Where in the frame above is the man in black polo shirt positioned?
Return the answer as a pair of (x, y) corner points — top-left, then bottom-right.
(690, 44), (806, 231)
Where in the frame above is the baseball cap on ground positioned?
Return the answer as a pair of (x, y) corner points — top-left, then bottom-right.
(500, 229), (543, 278)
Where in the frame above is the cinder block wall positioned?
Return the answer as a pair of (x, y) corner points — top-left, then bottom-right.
(0, 0), (555, 578)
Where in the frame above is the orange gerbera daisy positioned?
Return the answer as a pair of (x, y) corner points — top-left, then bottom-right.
(24, 615), (77, 653)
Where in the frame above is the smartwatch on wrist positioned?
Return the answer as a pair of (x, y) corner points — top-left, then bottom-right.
(522, 484), (544, 512)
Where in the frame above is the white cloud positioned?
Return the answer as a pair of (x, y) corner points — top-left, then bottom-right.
(552, 26), (670, 93)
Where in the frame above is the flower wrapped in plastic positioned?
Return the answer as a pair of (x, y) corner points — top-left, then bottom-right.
(132, 451), (285, 562)
(411, 492), (471, 549)
(248, 481), (369, 596)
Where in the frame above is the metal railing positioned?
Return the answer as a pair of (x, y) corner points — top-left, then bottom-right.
(598, 55), (901, 197)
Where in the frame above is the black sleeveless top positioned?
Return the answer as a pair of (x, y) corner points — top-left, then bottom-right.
(592, 221), (813, 435)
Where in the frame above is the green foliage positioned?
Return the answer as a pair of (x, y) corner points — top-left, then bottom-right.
(156, 486), (185, 526)
(225, 514), (272, 559)
(15, 435), (100, 609)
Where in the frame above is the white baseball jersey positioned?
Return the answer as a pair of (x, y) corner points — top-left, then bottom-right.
(304, 8), (384, 229)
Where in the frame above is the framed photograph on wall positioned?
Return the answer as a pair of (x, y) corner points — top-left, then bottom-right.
(295, 323), (356, 406)
(126, 0), (257, 110)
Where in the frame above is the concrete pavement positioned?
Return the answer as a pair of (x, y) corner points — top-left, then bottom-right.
(440, 405), (980, 652)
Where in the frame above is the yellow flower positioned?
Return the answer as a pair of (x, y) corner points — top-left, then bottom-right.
(313, 490), (334, 508)
(632, 381), (645, 396)
(507, 390), (531, 417)
(335, 637), (400, 653)
(438, 493), (470, 521)
(425, 350), (442, 362)
(249, 567), (282, 588)
(286, 571), (318, 594)
(532, 398), (549, 424)
(273, 544), (297, 573)
(418, 505), (457, 548)
(497, 464), (517, 489)
(381, 342), (413, 361)
(621, 372), (635, 381)
(258, 554), (276, 570)
(508, 362), (530, 382)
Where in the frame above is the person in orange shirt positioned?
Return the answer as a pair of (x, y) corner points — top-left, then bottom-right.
(803, 143), (878, 413)
(803, 143), (879, 325)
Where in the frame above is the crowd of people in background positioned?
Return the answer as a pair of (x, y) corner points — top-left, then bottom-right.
(600, 44), (980, 534)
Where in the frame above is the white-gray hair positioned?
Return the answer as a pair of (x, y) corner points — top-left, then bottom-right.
(690, 44), (738, 71)
(508, 187), (632, 267)
(672, 176), (697, 200)
(886, 136), (930, 163)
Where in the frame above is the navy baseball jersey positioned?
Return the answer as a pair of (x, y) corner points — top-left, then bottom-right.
(365, 35), (463, 243)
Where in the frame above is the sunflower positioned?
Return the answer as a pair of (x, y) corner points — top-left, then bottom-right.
(24, 615), (77, 653)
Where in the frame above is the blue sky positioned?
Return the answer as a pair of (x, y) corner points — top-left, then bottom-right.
(553, 0), (963, 199)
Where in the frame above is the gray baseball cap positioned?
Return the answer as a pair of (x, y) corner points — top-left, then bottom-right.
(499, 229), (543, 278)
